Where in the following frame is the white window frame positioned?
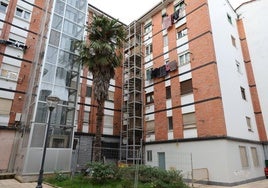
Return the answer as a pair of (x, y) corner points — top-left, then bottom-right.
(178, 51), (190, 66)
(145, 43), (153, 56)
(0, 1), (8, 13)
(15, 6), (31, 20)
(177, 28), (187, 39)
(144, 22), (152, 34)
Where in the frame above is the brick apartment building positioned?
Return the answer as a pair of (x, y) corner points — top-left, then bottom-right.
(136, 0), (268, 186)
(0, 0), (267, 186)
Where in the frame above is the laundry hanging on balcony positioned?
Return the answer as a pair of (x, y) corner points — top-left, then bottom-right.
(150, 61), (178, 79)
(162, 15), (172, 29)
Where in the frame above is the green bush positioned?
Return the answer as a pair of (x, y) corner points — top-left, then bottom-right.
(117, 165), (188, 188)
(46, 163), (189, 188)
(86, 162), (118, 184)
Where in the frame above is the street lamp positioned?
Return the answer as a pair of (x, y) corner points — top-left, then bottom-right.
(36, 95), (60, 188)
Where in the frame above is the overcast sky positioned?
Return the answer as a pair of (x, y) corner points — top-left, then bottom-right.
(88, 0), (247, 25)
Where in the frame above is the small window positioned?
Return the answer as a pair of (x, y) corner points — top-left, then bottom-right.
(183, 112), (196, 129)
(174, 1), (186, 18)
(15, 7), (31, 20)
(227, 14), (232, 25)
(83, 111), (90, 123)
(0, 98), (12, 115)
(145, 44), (153, 56)
(162, 12), (167, 20)
(246, 116), (252, 131)
(163, 35), (168, 47)
(147, 150), (152, 162)
(144, 22), (152, 33)
(240, 87), (246, 100)
(251, 147), (259, 167)
(180, 79), (193, 95)
(239, 146), (249, 168)
(146, 68), (152, 80)
(236, 60), (242, 74)
(179, 52), (190, 66)
(174, 1), (185, 11)
(86, 86), (92, 97)
(146, 120), (155, 133)
(146, 92), (154, 104)
(231, 35), (236, 47)
(107, 91), (114, 101)
(15, 7), (23, 17)
(166, 86), (171, 99)
(0, 2), (8, 13)
(24, 11), (31, 19)
(168, 116), (173, 130)
(177, 28), (187, 39)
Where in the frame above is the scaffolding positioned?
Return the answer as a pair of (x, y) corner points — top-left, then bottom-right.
(120, 21), (143, 164)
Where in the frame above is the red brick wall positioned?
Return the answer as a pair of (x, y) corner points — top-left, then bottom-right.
(146, 0), (228, 140)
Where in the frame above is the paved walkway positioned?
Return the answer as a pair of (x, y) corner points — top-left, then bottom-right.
(192, 179), (268, 188)
(0, 178), (267, 188)
(0, 179), (54, 188)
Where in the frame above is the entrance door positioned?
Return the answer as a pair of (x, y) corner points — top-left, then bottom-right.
(158, 152), (166, 170)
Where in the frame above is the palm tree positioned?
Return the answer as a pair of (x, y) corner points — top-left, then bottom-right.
(75, 15), (126, 161)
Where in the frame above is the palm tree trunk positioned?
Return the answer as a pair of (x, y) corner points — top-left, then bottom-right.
(93, 100), (104, 162)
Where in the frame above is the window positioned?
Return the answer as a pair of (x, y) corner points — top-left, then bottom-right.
(246, 116), (252, 131)
(168, 116), (173, 130)
(147, 150), (152, 162)
(231, 35), (236, 47)
(107, 91), (114, 101)
(227, 14), (232, 25)
(146, 120), (155, 133)
(236, 60), (242, 74)
(174, 1), (186, 18)
(83, 111), (90, 123)
(0, 98), (12, 115)
(146, 92), (154, 104)
(49, 30), (61, 46)
(240, 87), (246, 100)
(179, 52), (190, 66)
(104, 115), (113, 128)
(180, 79), (193, 95)
(144, 22), (152, 33)
(174, 1), (185, 11)
(0, 69), (18, 81)
(15, 7), (23, 17)
(183, 112), (196, 129)
(145, 44), (153, 56)
(162, 12), (167, 20)
(146, 68), (152, 80)
(0, 2), (8, 13)
(86, 86), (92, 97)
(166, 86), (171, 99)
(177, 28), (187, 39)
(251, 147), (259, 167)
(49, 135), (68, 148)
(163, 35), (168, 47)
(15, 7), (31, 20)
(239, 146), (249, 168)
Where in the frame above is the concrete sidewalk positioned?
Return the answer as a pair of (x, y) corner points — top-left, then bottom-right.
(0, 178), (267, 188)
(0, 179), (54, 188)
(192, 179), (268, 188)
